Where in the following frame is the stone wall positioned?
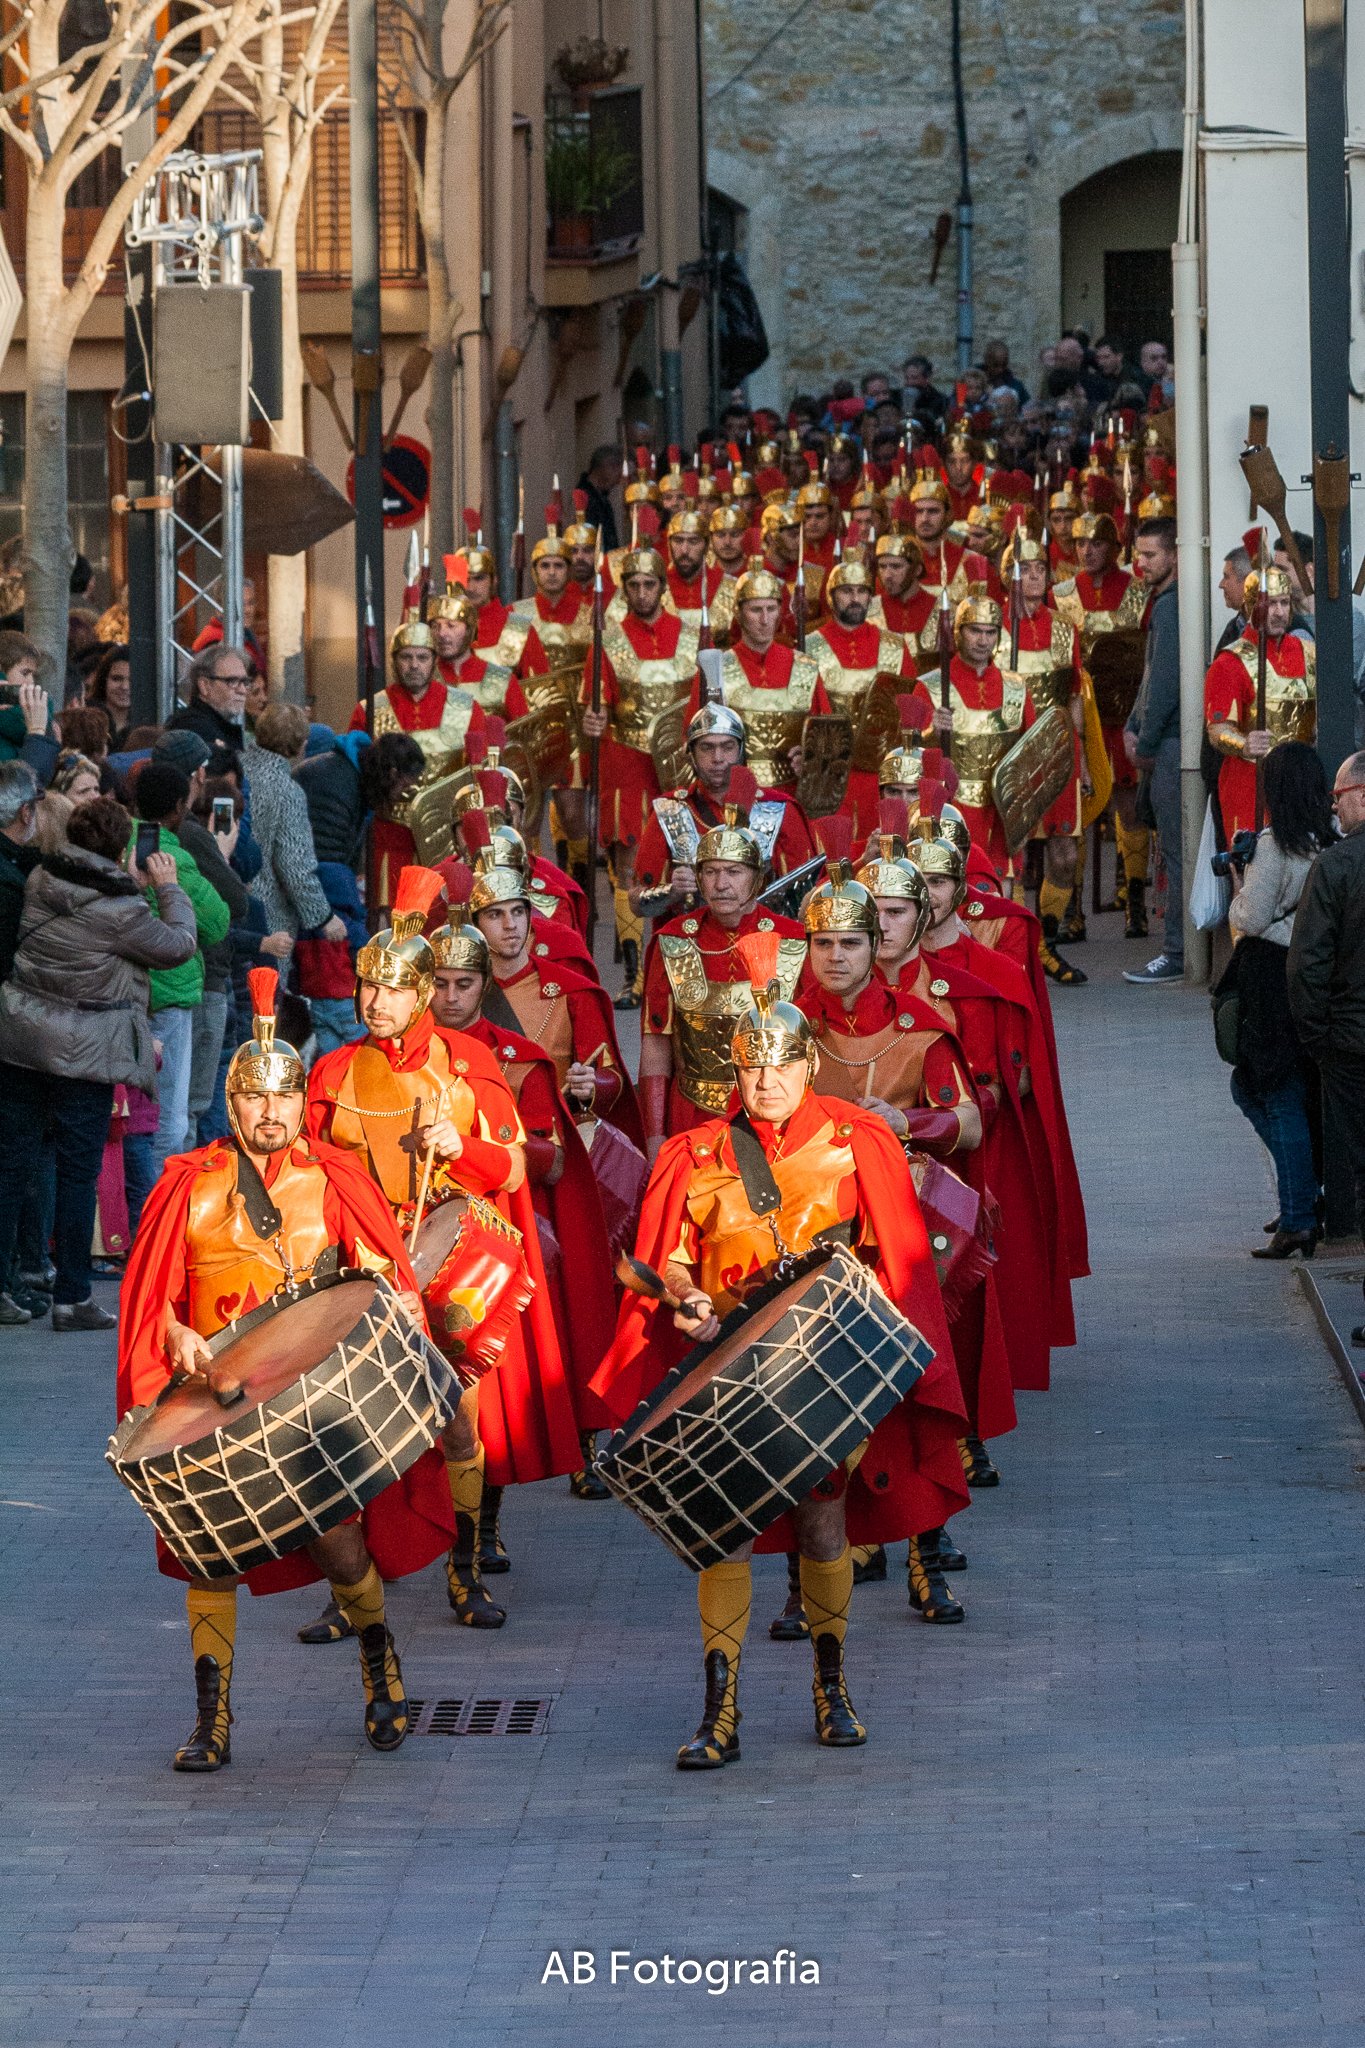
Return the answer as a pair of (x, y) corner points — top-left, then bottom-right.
(705, 0), (1185, 404)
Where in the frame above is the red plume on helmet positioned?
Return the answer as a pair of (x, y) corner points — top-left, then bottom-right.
(732, 929), (781, 989)
(813, 813), (853, 860)
(726, 440), (744, 469)
(878, 796), (910, 840)
(485, 714), (507, 753)
(543, 498), (562, 531)
(636, 502), (661, 538)
(897, 692), (926, 737)
(390, 866), (448, 927)
(246, 966), (279, 1022)
(465, 728), (489, 766)
(480, 769), (509, 811)
(725, 764), (759, 814)
(460, 808), (492, 855)
(1242, 525), (1269, 568)
(572, 488), (588, 516)
(463, 506), (483, 541)
(635, 444), (651, 473)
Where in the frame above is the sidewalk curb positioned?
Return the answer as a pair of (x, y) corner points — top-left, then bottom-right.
(1297, 1256), (1365, 1428)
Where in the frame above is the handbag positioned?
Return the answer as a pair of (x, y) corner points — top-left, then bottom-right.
(1190, 797), (1231, 932)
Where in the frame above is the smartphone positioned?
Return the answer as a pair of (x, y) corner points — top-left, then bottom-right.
(135, 821), (161, 871)
(0, 682), (20, 707)
(211, 796), (235, 834)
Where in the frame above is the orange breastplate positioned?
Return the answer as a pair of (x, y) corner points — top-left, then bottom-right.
(809, 1019), (939, 1111)
(499, 977), (575, 1088)
(686, 1120), (857, 1315)
(325, 1038), (483, 1213)
(185, 1152), (332, 1335)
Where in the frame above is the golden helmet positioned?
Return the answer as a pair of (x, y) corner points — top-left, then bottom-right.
(625, 446), (659, 507)
(729, 931), (816, 1072)
(878, 739), (924, 789)
(907, 824), (967, 907)
(468, 844), (532, 914)
(563, 488), (598, 548)
(937, 802), (971, 859)
(730, 467), (758, 498)
(826, 557), (874, 596)
(354, 866), (447, 1016)
(848, 483), (887, 516)
(696, 808), (764, 872)
(944, 429), (979, 460)
(1072, 511), (1119, 549)
(1000, 533), (1048, 580)
(856, 843), (932, 935)
(620, 545), (668, 582)
(456, 545), (497, 580)
(666, 509), (709, 541)
(876, 531), (925, 569)
(390, 610), (435, 660)
(426, 591), (477, 632)
(734, 566), (786, 605)
(965, 502), (1005, 544)
(909, 475), (950, 508)
(659, 445), (685, 492)
(1243, 566), (1294, 608)
(1137, 490), (1176, 520)
(759, 502), (800, 543)
(795, 479), (833, 512)
(710, 502), (750, 536)
(803, 860), (880, 940)
(955, 590), (1003, 633)
(430, 920), (491, 974)
(225, 967), (305, 1139)
(687, 701), (747, 754)
(1049, 487), (1079, 515)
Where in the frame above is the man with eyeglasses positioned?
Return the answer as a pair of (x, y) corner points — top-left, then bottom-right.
(1288, 750), (1365, 1346)
(167, 646), (252, 756)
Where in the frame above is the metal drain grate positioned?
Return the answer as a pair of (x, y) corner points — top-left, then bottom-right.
(406, 1697), (553, 1736)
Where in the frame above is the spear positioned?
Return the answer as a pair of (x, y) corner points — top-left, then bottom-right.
(1253, 530), (1270, 833)
(585, 540), (605, 951)
(937, 549), (953, 710)
(1008, 547), (1023, 670)
(794, 519), (808, 652)
(513, 476), (525, 599)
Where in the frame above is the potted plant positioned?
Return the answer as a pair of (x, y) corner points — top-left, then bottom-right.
(545, 128), (593, 252)
(553, 35), (629, 109)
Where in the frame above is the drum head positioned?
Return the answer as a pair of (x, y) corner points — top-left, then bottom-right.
(410, 1197), (469, 1292)
(124, 1277), (377, 1460)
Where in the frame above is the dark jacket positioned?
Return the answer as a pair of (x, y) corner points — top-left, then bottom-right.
(178, 813), (251, 995)
(0, 835), (42, 978)
(576, 473), (620, 553)
(1286, 826), (1365, 1064)
(166, 697), (247, 757)
(0, 849), (197, 1090)
(1129, 582), (1180, 756)
(295, 732), (370, 869)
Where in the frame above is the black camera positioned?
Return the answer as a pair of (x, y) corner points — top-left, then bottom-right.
(1210, 828), (1258, 879)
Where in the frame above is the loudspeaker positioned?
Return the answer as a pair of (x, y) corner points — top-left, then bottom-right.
(246, 270), (284, 422)
(153, 284), (250, 446)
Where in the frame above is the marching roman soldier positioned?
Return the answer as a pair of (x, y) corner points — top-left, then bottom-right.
(118, 968), (450, 1768)
(630, 703), (818, 922)
(942, 429), (983, 524)
(796, 471), (839, 575)
(448, 764), (591, 941)
(348, 615), (486, 906)
(683, 569), (833, 794)
(664, 507), (737, 642)
(440, 814), (598, 983)
(577, 543), (702, 1009)
(441, 514), (516, 660)
(1204, 562), (1316, 837)
(1052, 510), (1151, 939)
(757, 502), (827, 640)
(429, 920), (619, 1504)
(509, 504), (597, 883)
(307, 867), (580, 1629)
(639, 810), (805, 1153)
(1048, 485), (1080, 582)
(868, 530), (935, 652)
(804, 557), (932, 838)
(910, 473), (991, 605)
(937, 592), (1035, 875)
(591, 937), (969, 1767)
(707, 496), (753, 599)
(845, 482), (889, 554)
(427, 590), (527, 721)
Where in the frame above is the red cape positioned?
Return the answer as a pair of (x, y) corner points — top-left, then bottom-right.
(590, 1097), (969, 1543)
(116, 1138), (454, 1593)
(495, 958), (645, 1151)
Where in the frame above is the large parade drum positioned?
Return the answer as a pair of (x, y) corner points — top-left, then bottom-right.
(107, 1271), (460, 1582)
(409, 1193), (533, 1379)
(597, 1244), (934, 1570)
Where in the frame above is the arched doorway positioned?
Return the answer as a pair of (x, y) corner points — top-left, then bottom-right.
(1060, 150), (1181, 356)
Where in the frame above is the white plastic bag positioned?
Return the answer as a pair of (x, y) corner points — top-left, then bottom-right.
(1189, 796), (1230, 932)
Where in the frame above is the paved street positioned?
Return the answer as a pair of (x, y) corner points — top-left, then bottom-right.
(4, 915), (1365, 2048)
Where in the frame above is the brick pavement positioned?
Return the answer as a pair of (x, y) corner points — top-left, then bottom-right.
(3, 919), (1365, 2047)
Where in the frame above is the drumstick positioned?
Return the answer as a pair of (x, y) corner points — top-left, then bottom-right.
(407, 1085), (448, 1255)
(580, 1040), (610, 1068)
(615, 1253), (707, 1319)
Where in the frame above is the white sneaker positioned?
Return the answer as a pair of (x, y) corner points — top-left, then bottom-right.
(1122, 954), (1183, 985)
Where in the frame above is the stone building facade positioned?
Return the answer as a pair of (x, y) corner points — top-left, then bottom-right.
(704, 0), (1186, 404)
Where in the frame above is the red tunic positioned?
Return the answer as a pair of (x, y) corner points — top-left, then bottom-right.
(683, 639), (834, 725)
(634, 782), (818, 895)
(460, 1015), (618, 1432)
(116, 1137), (455, 1591)
(809, 617), (930, 839)
(590, 1094), (970, 1543)
(492, 956), (644, 1148)
(873, 584), (936, 640)
(642, 903), (807, 1137)
(474, 598), (513, 652)
(1014, 604), (1084, 837)
(946, 478), (982, 524)
(515, 589), (595, 678)
(437, 652), (529, 721)
(595, 609), (699, 848)
(307, 1013), (581, 1485)
(1204, 633), (1314, 837)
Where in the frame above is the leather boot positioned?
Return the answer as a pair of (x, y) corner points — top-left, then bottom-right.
(296, 1596), (354, 1644)
(811, 1631), (866, 1747)
(959, 1434), (1001, 1488)
(852, 1544), (887, 1584)
(478, 1485), (510, 1573)
(446, 1512), (507, 1628)
(1124, 876), (1148, 938)
(569, 1430), (611, 1499)
(1059, 904), (1088, 944)
(614, 938), (641, 1011)
(908, 1536), (966, 1623)
(676, 1649), (741, 1769)
(921, 1525), (968, 1574)
(357, 1622), (410, 1751)
(768, 1550), (809, 1640)
(1039, 915), (1087, 986)
(173, 1654), (232, 1771)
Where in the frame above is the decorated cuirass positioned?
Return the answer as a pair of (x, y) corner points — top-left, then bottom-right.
(807, 1014), (942, 1112)
(684, 1117), (862, 1316)
(660, 930), (805, 1113)
(465, 660), (517, 715)
(184, 1150), (333, 1336)
(372, 684), (477, 788)
(603, 616), (702, 754)
(948, 675), (1030, 810)
(1231, 640), (1317, 746)
(1052, 574), (1148, 648)
(1052, 574), (1147, 725)
(998, 614), (1077, 715)
(497, 972), (575, 1087)
(808, 628), (904, 726)
(717, 648), (822, 791)
(321, 1038), (520, 1219)
(485, 610), (533, 670)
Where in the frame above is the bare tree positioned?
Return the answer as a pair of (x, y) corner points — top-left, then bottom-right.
(0, 0), (271, 675)
(385, 0), (512, 560)
(221, 0), (344, 700)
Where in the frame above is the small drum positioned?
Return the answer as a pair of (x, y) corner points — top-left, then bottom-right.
(410, 1193), (533, 1379)
(908, 1153), (999, 1317)
(597, 1244), (934, 1570)
(578, 1116), (649, 1261)
(107, 1271), (460, 1582)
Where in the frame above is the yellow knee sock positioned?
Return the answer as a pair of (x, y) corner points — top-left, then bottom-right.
(331, 1562), (386, 1637)
(445, 1448), (484, 1525)
(614, 885), (643, 951)
(187, 1584), (236, 1684)
(1038, 878), (1071, 930)
(565, 835), (589, 870)
(697, 1559), (752, 1666)
(799, 1547), (853, 1646)
(1115, 818), (1151, 882)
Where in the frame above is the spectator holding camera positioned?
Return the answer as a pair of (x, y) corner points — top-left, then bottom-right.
(1221, 744), (1334, 1260)
(1288, 750), (1365, 1338)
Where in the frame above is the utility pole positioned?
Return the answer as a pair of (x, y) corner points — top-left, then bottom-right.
(349, 0), (385, 705)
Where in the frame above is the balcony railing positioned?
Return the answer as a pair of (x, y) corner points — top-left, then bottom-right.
(544, 85), (644, 262)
